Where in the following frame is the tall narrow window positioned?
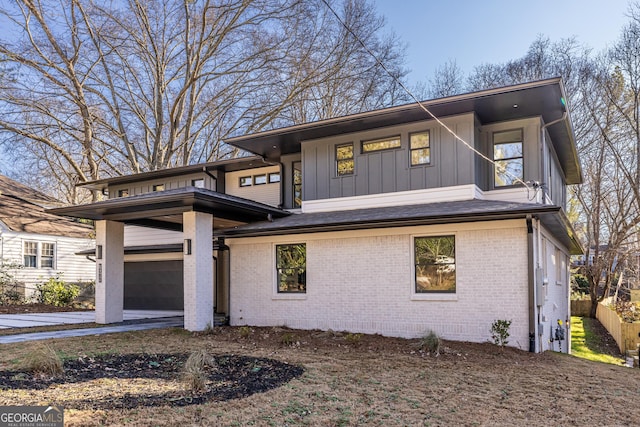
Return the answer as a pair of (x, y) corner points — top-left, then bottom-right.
(41, 242), (55, 268)
(493, 129), (523, 187)
(410, 131), (430, 166)
(414, 236), (456, 293)
(276, 243), (306, 293)
(23, 241), (37, 268)
(336, 143), (354, 176)
(293, 161), (302, 208)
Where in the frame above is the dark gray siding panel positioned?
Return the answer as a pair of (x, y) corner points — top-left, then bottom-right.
(281, 153), (301, 209)
(302, 145), (317, 201)
(124, 261), (183, 310)
(440, 128), (457, 187)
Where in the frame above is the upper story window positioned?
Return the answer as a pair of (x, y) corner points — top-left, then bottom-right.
(268, 172), (281, 183)
(410, 131), (430, 166)
(152, 184), (165, 192)
(118, 189), (129, 197)
(23, 241), (55, 269)
(239, 176), (252, 187)
(414, 236), (456, 293)
(191, 179), (205, 188)
(293, 161), (302, 208)
(276, 243), (306, 293)
(254, 174), (267, 185)
(493, 129), (523, 187)
(336, 143), (354, 176)
(362, 136), (401, 153)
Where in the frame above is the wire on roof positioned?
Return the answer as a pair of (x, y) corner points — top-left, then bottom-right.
(320, 0), (535, 195)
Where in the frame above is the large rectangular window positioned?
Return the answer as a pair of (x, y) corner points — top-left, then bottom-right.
(362, 136), (401, 153)
(293, 162), (302, 208)
(410, 131), (430, 166)
(23, 241), (37, 268)
(276, 243), (306, 293)
(493, 129), (523, 187)
(336, 143), (354, 176)
(414, 236), (456, 293)
(41, 242), (55, 268)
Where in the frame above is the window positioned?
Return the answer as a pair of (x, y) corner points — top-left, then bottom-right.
(152, 184), (165, 191)
(41, 242), (55, 268)
(362, 136), (401, 153)
(254, 174), (267, 185)
(410, 131), (430, 166)
(493, 129), (523, 187)
(414, 236), (456, 293)
(336, 143), (354, 176)
(268, 172), (281, 183)
(239, 176), (252, 187)
(118, 189), (129, 197)
(293, 161), (302, 208)
(276, 243), (306, 293)
(191, 179), (205, 188)
(23, 241), (37, 268)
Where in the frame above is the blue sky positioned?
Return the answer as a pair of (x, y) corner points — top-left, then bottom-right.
(373, 0), (632, 86)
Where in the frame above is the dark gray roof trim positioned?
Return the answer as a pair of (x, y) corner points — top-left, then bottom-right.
(47, 187), (289, 223)
(218, 199), (582, 255)
(225, 78), (582, 184)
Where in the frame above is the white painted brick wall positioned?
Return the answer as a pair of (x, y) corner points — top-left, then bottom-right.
(228, 221), (531, 350)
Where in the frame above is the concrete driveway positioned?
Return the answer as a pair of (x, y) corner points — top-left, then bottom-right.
(0, 310), (183, 329)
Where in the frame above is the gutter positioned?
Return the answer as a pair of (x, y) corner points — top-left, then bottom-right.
(527, 215), (536, 353)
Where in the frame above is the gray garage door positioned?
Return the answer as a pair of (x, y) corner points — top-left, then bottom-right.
(124, 260), (183, 310)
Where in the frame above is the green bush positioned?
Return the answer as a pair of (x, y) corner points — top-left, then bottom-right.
(571, 274), (590, 297)
(35, 276), (80, 307)
(490, 319), (512, 348)
(416, 330), (441, 355)
(0, 261), (24, 305)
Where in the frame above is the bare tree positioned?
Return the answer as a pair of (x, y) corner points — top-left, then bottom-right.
(0, 0), (407, 202)
(427, 59), (464, 99)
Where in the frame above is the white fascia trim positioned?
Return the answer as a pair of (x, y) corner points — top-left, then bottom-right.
(301, 184), (479, 213)
(480, 187), (538, 204)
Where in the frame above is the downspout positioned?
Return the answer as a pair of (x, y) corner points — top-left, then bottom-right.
(540, 112), (568, 205)
(527, 215), (536, 353)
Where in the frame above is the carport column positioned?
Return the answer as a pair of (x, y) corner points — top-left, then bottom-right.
(95, 220), (124, 324)
(183, 211), (214, 331)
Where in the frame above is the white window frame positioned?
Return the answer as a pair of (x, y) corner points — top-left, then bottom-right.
(23, 240), (56, 269)
(410, 233), (458, 301)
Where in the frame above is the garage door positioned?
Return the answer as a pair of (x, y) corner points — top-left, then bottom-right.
(124, 260), (183, 310)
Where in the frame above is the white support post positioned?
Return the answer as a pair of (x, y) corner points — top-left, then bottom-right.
(95, 220), (124, 324)
(183, 211), (214, 331)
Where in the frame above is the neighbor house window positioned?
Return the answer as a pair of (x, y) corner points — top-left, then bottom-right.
(410, 131), (430, 166)
(414, 236), (456, 293)
(192, 178), (205, 188)
(239, 176), (252, 187)
(153, 184), (165, 191)
(493, 129), (523, 187)
(23, 241), (37, 268)
(293, 162), (302, 208)
(336, 143), (354, 176)
(254, 174), (267, 185)
(362, 136), (401, 153)
(118, 189), (129, 197)
(268, 172), (281, 183)
(276, 243), (306, 293)
(41, 242), (55, 268)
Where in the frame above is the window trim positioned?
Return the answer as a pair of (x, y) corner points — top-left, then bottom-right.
(492, 128), (524, 188)
(411, 234), (458, 301)
(268, 172), (281, 183)
(253, 174), (267, 185)
(23, 240), (38, 269)
(335, 142), (355, 176)
(23, 240), (56, 269)
(40, 242), (56, 269)
(361, 135), (402, 153)
(191, 178), (205, 188)
(409, 130), (431, 167)
(239, 176), (252, 187)
(273, 242), (307, 299)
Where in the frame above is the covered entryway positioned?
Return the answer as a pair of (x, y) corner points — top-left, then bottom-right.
(49, 187), (289, 331)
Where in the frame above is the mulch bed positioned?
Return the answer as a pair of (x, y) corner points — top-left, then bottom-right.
(0, 353), (304, 409)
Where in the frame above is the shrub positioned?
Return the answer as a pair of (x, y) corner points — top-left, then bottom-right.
(490, 319), (512, 348)
(35, 276), (80, 307)
(571, 274), (590, 297)
(21, 344), (64, 376)
(0, 261), (24, 305)
(183, 350), (214, 392)
(416, 330), (441, 355)
(344, 332), (363, 344)
(280, 332), (296, 346)
(238, 326), (252, 338)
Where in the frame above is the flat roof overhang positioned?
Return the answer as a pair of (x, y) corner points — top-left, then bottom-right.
(226, 78), (582, 184)
(48, 187), (289, 232)
(219, 199), (583, 255)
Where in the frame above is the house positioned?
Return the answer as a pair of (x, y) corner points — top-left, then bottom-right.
(50, 77), (582, 353)
(0, 175), (95, 299)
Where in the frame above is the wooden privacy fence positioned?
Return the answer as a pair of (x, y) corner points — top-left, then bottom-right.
(596, 298), (640, 354)
(570, 299), (591, 317)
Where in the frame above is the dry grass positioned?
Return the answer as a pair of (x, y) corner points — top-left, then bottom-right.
(0, 326), (639, 426)
(20, 344), (63, 376)
(182, 349), (215, 392)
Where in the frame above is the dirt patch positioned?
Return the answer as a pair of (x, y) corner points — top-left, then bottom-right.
(0, 352), (303, 409)
(0, 303), (91, 314)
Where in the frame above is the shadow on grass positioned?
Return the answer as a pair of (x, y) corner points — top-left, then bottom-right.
(571, 316), (624, 365)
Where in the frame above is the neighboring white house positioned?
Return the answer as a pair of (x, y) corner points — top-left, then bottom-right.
(50, 78), (582, 353)
(0, 175), (95, 299)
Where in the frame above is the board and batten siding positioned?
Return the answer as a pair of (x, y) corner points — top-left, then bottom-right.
(0, 230), (94, 298)
(301, 113), (477, 202)
(227, 220), (531, 350)
(225, 166), (281, 207)
(109, 172), (217, 198)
